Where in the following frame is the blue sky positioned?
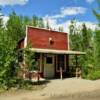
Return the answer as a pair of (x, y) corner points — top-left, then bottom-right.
(0, 0), (99, 32)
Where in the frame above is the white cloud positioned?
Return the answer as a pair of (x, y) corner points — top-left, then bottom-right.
(43, 16), (98, 33)
(2, 16), (9, 25)
(86, 0), (94, 4)
(0, 0), (28, 6)
(46, 7), (86, 19)
(0, 15), (9, 26)
(74, 21), (98, 31)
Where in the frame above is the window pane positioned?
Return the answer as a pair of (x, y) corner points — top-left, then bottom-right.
(46, 57), (52, 64)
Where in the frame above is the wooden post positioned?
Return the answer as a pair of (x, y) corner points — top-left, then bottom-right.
(37, 70), (40, 83)
(75, 55), (78, 78)
(40, 53), (42, 73)
(60, 67), (63, 80)
(76, 68), (82, 78)
(76, 68), (78, 78)
(75, 55), (78, 68)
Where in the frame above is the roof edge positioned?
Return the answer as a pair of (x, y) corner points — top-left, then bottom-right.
(29, 48), (86, 55)
(26, 25), (68, 34)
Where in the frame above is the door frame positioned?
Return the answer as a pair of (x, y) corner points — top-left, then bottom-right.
(43, 54), (55, 78)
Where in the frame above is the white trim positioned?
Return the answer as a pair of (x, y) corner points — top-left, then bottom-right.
(43, 54), (55, 78)
(40, 53), (42, 72)
(30, 48), (86, 55)
(56, 55), (58, 72)
(64, 55), (66, 71)
(24, 26), (28, 48)
(68, 34), (70, 50)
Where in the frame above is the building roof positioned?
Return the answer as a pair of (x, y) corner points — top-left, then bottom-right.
(30, 48), (86, 55)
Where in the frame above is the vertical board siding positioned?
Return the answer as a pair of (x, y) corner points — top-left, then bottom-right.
(27, 27), (68, 50)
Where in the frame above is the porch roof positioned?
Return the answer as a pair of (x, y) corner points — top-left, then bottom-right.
(30, 48), (86, 55)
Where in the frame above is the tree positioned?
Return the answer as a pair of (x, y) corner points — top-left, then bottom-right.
(32, 15), (39, 27)
(69, 20), (83, 74)
(0, 14), (18, 89)
(7, 11), (24, 45)
(24, 44), (36, 71)
(94, 30), (100, 68)
(46, 20), (50, 29)
(58, 26), (63, 32)
(69, 20), (94, 78)
(69, 20), (82, 51)
(93, 0), (100, 68)
(38, 18), (45, 28)
(21, 16), (31, 31)
(81, 23), (92, 51)
(0, 11), (31, 89)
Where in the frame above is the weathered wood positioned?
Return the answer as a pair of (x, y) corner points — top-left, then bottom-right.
(60, 67), (63, 80)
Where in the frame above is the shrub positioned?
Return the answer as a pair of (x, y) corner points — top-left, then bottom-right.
(87, 70), (100, 80)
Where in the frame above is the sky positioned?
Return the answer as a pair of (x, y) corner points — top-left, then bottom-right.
(0, 0), (99, 32)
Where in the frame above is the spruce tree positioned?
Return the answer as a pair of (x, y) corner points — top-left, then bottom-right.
(93, 0), (100, 68)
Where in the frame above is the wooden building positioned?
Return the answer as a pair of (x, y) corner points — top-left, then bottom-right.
(18, 26), (85, 79)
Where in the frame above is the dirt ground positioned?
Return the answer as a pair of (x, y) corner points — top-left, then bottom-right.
(0, 78), (100, 100)
(47, 90), (100, 100)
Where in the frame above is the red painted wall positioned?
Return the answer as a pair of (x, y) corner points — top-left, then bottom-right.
(27, 27), (68, 50)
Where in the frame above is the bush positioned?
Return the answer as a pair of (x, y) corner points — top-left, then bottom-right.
(87, 70), (100, 80)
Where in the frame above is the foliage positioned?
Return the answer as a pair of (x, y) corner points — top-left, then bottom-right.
(0, 2), (100, 91)
(87, 70), (100, 80)
(46, 20), (50, 29)
(0, 33), (18, 89)
(69, 19), (96, 78)
(93, 0), (100, 69)
(69, 0), (100, 79)
(7, 11), (24, 44)
(31, 15), (45, 28)
(0, 10), (47, 90)
(24, 44), (37, 71)
(58, 26), (64, 32)
(94, 30), (100, 68)
(69, 20), (82, 51)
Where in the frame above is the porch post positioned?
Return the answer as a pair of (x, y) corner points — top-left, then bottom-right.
(75, 54), (78, 78)
(40, 53), (43, 73)
(75, 55), (78, 68)
(64, 55), (66, 71)
(60, 67), (63, 80)
(75, 54), (82, 78)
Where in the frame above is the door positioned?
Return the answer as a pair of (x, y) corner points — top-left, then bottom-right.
(44, 54), (54, 78)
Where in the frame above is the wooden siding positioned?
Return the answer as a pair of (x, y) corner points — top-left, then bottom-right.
(27, 27), (68, 50)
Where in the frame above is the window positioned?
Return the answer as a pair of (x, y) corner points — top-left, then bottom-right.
(46, 57), (52, 64)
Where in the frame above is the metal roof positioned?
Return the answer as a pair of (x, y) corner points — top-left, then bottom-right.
(30, 48), (86, 55)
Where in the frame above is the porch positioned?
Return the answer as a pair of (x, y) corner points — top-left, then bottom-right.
(30, 48), (86, 79)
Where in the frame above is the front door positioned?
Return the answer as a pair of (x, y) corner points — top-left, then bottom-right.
(44, 54), (54, 78)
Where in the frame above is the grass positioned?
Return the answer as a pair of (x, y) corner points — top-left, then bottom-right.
(0, 80), (49, 95)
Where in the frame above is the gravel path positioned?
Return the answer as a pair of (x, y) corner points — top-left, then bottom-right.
(1, 78), (100, 100)
(41, 78), (100, 95)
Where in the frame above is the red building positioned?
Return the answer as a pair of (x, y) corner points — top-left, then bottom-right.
(18, 26), (85, 79)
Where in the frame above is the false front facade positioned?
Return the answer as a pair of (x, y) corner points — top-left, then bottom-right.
(18, 26), (85, 79)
